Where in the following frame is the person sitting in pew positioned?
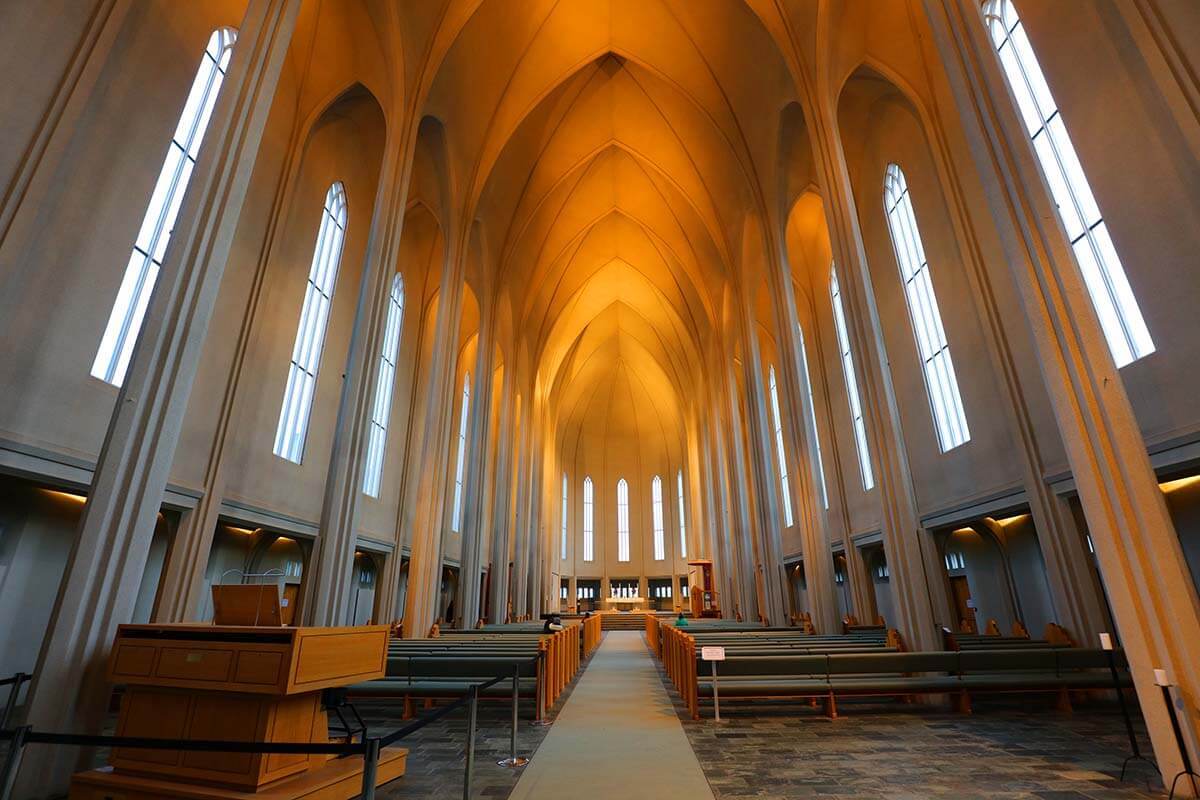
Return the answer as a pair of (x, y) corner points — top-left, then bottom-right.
(544, 614), (564, 633)
(675, 612), (689, 628)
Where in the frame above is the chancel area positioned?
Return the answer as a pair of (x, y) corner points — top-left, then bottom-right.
(2, 0), (1200, 798)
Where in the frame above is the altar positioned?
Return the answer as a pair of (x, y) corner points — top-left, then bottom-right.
(600, 596), (647, 612)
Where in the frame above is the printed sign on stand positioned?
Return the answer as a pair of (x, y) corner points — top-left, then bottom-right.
(701, 646), (725, 661)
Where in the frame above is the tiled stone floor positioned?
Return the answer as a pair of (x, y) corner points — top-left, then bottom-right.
(359, 657), (590, 799)
(661, 671), (1167, 799)
(358, 698), (552, 799)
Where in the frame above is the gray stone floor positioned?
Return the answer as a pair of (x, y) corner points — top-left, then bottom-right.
(360, 659), (588, 799)
(660, 671), (1167, 799)
(359, 700), (549, 799)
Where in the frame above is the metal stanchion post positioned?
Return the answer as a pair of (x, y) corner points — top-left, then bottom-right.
(463, 685), (479, 800)
(1100, 636), (1152, 781)
(533, 652), (551, 726)
(1, 674), (26, 732)
(498, 664), (529, 767)
(711, 660), (721, 723)
(360, 737), (381, 800)
(1156, 672), (1200, 800)
(0, 725), (31, 800)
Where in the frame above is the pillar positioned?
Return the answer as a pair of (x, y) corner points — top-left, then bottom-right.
(922, 1), (1200, 787)
(401, 259), (468, 637)
(487, 376), (517, 623)
(764, 241), (841, 633)
(458, 305), (497, 628)
(304, 128), (417, 626)
(722, 366), (762, 622)
(16, 1), (300, 793)
(807, 89), (949, 650)
(734, 287), (790, 625)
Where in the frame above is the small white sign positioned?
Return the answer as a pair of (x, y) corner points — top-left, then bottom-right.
(701, 646), (726, 661)
(1099, 632), (1112, 650)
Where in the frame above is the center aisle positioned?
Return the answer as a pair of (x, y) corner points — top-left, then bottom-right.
(509, 629), (715, 799)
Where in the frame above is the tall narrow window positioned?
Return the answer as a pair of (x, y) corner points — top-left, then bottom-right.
(883, 164), (971, 451)
(767, 366), (795, 526)
(616, 478), (630, 562)
(273, 182), (348, 463)
(983, 0), (1153, 367)
(676, 469), (687, 558)
(582, 476), (595, 562)
(831, 266), (875, 490)
(450, 373), (471, 532)
(362, 274), (404, 496)
(560, 472), (569, 560)
(93, 28), (238, 386)
(651, 475), (666, 560)
(797, 325), (829, 509)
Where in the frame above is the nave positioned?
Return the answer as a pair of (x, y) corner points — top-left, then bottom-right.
(351, 624), (1164, 800)
(3, 0), (1200, 797)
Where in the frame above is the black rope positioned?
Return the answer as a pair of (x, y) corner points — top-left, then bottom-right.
(0, 674), (30, 688)
(0, 657), (537, 756)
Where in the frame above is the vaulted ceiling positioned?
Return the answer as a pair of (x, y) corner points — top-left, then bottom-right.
(413, 0), (818, 448)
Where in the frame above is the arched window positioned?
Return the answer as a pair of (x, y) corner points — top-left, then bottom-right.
(93, 28), (238, 386)
(982, 0), (1153, 367)
(767, 366), (795, 526)
(582, 476), (595, 562)
(676, 469), (687, 558)
(616, 478), (630, 562)
(450, 372), (471, 532)
(883, 164), (971, 452)
(651, 475), (666, 561)
(273, 182), (347, 463)
(831, 265), (875, 490)
(796, 325), (829, 509)
(362, 273), (404, 496)
(560, 472), (569, 560)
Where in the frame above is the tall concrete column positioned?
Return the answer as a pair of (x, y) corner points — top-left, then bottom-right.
(17, 2), (300, 793)
(734, 288), (789, 625)
(154, 95), (304, 623)
(707, 392), (740, 615)
(305, 127), (418, 626)
(457, 303), (497, 628)
(510, 397), (533, 619)
(487, 376), (517, 623)
(525, 415), (547, 619)
(808, 94), (949, 651)
(723, 368), (762, 622)
(401, 255), (469, 637)
(892, 9), (1110, 645)
(923, 1), (1200, 786)
(764, 246), (840, 633)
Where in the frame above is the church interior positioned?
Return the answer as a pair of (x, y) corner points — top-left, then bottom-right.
(2, 1), (1200, 798)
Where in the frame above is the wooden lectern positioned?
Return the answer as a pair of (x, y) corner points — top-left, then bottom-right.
(69, 613), (406, 798)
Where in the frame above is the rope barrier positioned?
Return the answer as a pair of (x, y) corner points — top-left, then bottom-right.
(0, 657), (539, 800)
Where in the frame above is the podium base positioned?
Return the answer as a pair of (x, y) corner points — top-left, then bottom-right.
(69, 747), (407, 799)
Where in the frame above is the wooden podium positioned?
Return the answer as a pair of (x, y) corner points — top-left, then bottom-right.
(68, 623), (407, 799)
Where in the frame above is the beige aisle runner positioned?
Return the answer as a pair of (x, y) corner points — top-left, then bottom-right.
(508, 629), (715, 800)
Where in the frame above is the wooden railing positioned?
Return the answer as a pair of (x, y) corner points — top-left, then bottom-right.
(657, 621), (699, 719)
(644, 614), (660, 656)
(582, 614), (603, 656)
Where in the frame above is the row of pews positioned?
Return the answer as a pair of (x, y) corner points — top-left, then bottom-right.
(648, 617), (1131, 720)
(347, 615), (602, 720)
